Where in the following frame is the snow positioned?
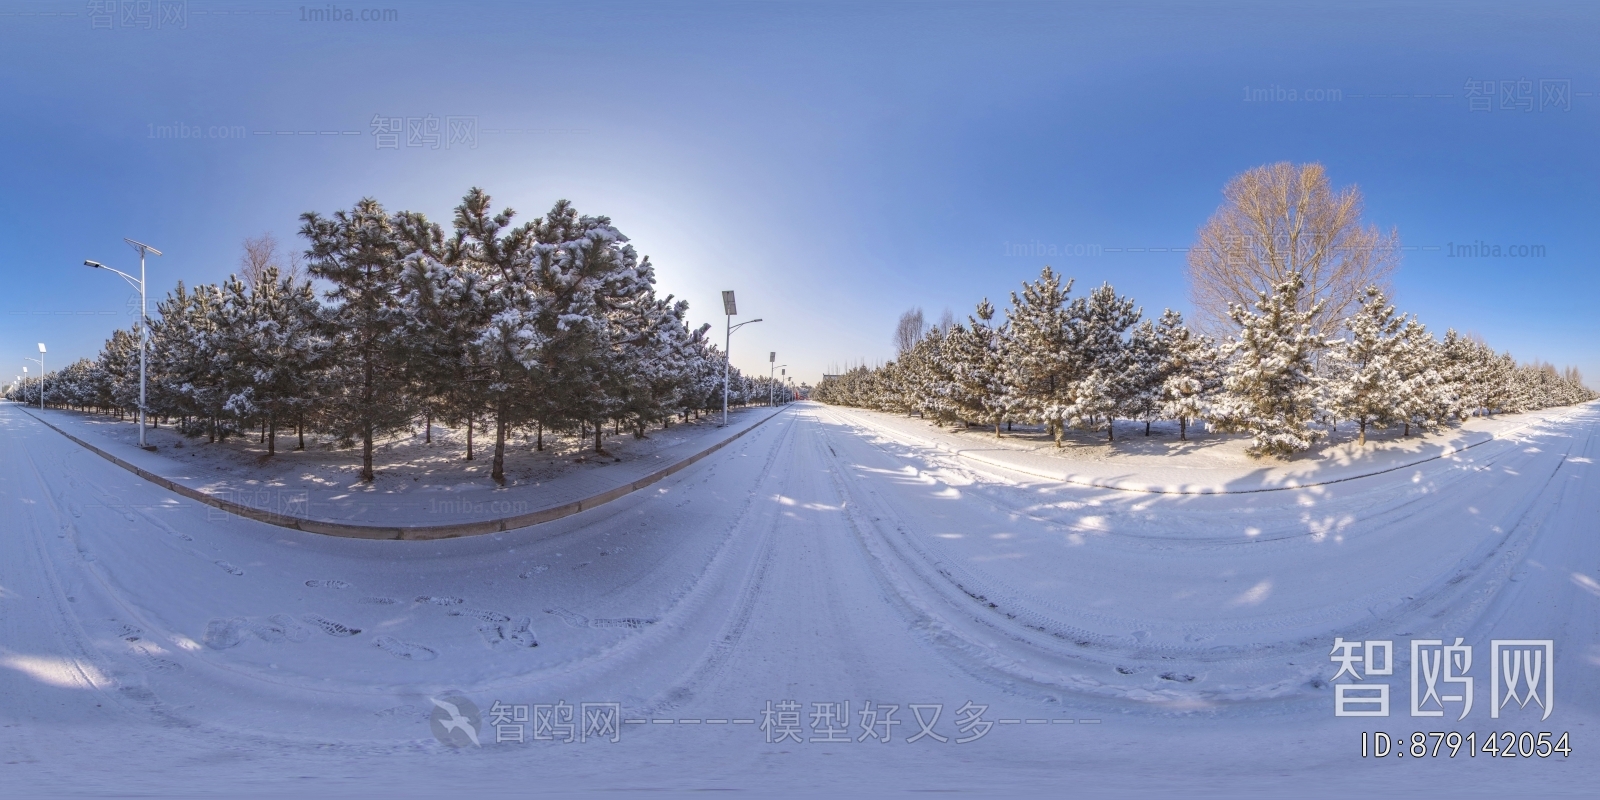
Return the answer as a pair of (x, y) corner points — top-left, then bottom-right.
(18, 404), (781, 529)
(2, 399), (1596, 797)
(825, 402), (1594, 493)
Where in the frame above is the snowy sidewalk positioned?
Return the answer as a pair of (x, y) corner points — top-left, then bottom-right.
(822, 401), (1595, 493)
(15, 402), (786, 538)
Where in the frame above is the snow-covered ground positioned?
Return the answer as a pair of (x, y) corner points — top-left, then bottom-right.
(19, 405), (780, 529)
(828, 403), (1590, 492)
(1, 399), (1595, 797)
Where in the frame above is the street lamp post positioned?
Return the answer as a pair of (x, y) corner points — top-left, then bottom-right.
(24, 346), (45, 409)
(769, 358), (786, 407)
(720, 290), (762, 426)
(85, 238), (161, 449)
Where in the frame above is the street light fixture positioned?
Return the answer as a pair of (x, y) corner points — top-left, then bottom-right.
(84, 238), (161, 449)
(769, 358), (786, 407)
(24, 343), (45, 410)
(720, 290), (762, 426)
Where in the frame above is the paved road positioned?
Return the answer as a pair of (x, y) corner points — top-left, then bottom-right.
(1, 400), (1594, 796)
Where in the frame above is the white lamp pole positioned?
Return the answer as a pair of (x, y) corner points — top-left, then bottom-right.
(24, 349), (44, 409)
(770, 360), (786, 407)
(719, 290), (762, 426)
(85, 238), (161, 449)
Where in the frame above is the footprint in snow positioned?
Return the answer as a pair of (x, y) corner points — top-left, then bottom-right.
(249, 615), (311, 644)
(415, 596), (464, 606)
(305, 579), (353, 590)
(479, 617), (539, 649)
(301, 614), (362, 637)
(448, 607), (511, 624)
(590, 618), (657, 629)
(358, 597), (400, 605)
(128, 643), (182, 673)
(203, 618), (247, 650)
(374, 636), (438, 661)
(518, 565), (549, 578)
(215, 560), (245, 576)
(545, 607), (590, 628)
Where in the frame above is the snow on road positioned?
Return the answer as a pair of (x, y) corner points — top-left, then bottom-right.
(1, 400), (1595, 797)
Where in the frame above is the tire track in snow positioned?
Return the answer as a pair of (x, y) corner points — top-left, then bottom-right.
(808, 403), (1598, 710)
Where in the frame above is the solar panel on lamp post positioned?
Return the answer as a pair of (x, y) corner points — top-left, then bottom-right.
(720, 290), (762, 426)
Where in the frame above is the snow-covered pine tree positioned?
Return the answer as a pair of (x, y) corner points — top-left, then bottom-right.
(905, 325), (956, 422)
(299, 198), (418, 481)
(1123, 315), (1168, 436)
(945, 298), (1011, 435)
(1436, 329), (1480, 421)
(940, 319), (983, 425)
(1004, 267), (1078, 446)
(1393, 317), (1448, 436)
(526, 199), (657, 454)
(1066, 283), (1140, 442)
(97, 327), (142, 418)
(1326, 286), (1405, 445)
(1479, 349), (1517, 416)
(1158, 311), (1221, 441)
(426, 189), (547, 483)
(1208, 272), (1329, 458)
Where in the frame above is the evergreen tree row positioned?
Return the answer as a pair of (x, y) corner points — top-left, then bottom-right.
(8, 190), (792, 482)
(814, 268), (1594, 458)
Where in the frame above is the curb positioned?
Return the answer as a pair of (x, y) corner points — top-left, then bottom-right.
(19, 405), (786, 540)
(824, 402), (1591, 495)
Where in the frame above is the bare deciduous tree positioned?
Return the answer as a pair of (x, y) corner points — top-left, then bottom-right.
(239, 232), (304, 288)
(1186, 162), (1399, 338)
(893, 307), (926, 356)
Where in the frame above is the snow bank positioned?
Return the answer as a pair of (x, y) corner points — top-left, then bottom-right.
(825, 401), (1595, 493)
(18, 403), (786, 536)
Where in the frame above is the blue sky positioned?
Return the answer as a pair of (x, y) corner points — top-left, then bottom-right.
(2, 0), (1596, 386)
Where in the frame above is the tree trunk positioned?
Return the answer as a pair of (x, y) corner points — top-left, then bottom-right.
(1108, 418), (1115, 442)
(267, 417), (276, 456)
(209, 416), (217, 443)
(1359, 419), (1367, 446)
(466, 416), (474, 461)
(425, 409), (432, 444)
(260, 417), (267, 443)
(1404, 422), (1410, 437)
(297, 418), (305, 451)
(536, 421), (543, 451)
(361, 421), (375, 481)
(594, 420), (603, 453)
(491, 401), (508, 485)
(1180, 417), (1188, 441)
